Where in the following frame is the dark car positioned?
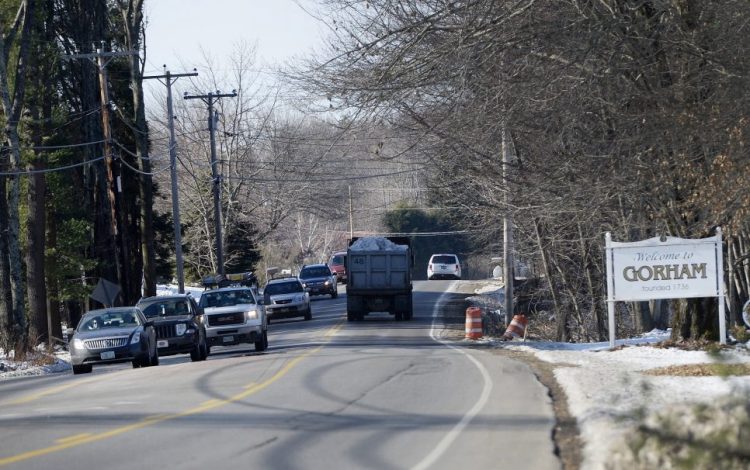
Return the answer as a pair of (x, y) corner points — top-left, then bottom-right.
(299, 264), (338, 298)
(136, 294), (208, 361)
(69, 307), (158, 374)
(263, 277), (311, 322)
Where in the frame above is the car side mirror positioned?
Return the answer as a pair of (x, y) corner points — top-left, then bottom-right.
(144, 320), (154, 327)
(258, 299), (264, 305)
(65, 327), (74, 337)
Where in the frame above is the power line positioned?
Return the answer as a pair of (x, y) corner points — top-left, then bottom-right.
(0, 156), (106, 176)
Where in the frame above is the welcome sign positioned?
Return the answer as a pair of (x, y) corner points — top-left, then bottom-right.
(604, 229), (726, 346)
(606, 236), (720, 301)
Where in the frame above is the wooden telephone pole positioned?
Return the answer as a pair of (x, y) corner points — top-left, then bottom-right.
(184, 90), (237, 275)
(144, 67), (198, 293)
(65, 43), (137, 304)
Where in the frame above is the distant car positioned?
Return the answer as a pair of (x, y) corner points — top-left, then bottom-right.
(427, 254), (462, 280)
(328, 251), (347, 284)
(198, 286), (268, 352)
(299, 263), (338, 298)
(263, 277), (311, 322)
(136, 294), (208, 362)
(69, 307), (158, 374)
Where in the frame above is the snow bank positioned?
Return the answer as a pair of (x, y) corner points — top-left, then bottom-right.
(349, 237), (408, 251)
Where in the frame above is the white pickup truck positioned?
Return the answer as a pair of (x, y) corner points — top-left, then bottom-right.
(198, 286), (268, 352)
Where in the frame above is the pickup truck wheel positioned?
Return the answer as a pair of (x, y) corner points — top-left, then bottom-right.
(331, 289), (338, 299)
(304, 307), (312, 321)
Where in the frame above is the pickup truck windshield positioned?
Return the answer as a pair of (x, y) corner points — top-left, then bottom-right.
(199, 290), (256, 308)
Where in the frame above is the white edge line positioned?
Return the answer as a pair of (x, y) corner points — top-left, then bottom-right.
(413, 281), (494, 470)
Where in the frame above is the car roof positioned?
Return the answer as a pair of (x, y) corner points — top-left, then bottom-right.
(430, 253), (458, 257)
(84, 306), (141, 315)
(302, 263), (329, 269)
(266, 277), (301, 285)
(138, 294), (192, 303)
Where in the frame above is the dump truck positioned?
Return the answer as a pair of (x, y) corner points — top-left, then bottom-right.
(346, 236), (413, 321)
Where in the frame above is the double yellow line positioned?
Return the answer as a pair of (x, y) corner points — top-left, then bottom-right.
(0, 321), (344, 466)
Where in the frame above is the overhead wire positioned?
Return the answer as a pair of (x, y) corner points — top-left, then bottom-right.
(0, 156), (106, 176)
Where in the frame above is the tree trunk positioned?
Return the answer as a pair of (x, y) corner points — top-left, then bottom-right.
(534, 219), (566, 341)
(120, 0), (155, 298)
(671, 298), (719, 342)
(45, 196), (62, 340)
(0, 0), (35, 350)
(26, 158), (48, 343)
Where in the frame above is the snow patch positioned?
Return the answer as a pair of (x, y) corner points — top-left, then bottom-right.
(349, 236), (408, 251)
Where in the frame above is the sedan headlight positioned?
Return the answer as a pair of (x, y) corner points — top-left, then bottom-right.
(72, 338), (85, 349)
(324, 280), (331, 286)
(176, 323), (187, 336)
(245, 310), (258, 320)
(130, 331), (141, 344)
(294, 294), (305, 302)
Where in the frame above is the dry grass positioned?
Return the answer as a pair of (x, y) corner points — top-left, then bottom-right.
(644, 363), (750, 377)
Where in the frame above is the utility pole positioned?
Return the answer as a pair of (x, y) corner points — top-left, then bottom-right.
(502, 126), (514, 325)
(184, 90), (237, 275)
(348, 185), (354, 240)
(144, 67), (198, 293)
(64, 43), (137, 304)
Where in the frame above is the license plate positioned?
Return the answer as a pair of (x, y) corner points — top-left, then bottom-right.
(100, 351), (115, 360)
(157, 340), (169, 348)
(222, 335), (234, 343)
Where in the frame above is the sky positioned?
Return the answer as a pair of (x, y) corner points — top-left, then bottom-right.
(3, 279), (750, 469)
(143, 0), (326, 86)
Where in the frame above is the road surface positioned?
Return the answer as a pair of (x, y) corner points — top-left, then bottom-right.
(0, 281), (559, 469)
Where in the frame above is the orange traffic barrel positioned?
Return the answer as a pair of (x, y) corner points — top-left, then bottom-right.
(503, 314), (528, 340)
(465, 307), (483, 339)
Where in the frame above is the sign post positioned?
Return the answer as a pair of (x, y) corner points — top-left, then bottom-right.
(605, 228), (725, 348)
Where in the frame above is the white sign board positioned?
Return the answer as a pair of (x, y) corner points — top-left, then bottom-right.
(606, 237), (720, 301)
(605, 229), (725, 347)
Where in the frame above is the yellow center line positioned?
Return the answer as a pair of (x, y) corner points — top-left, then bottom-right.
(54, 433), (92, 445)
(0, 320), (344, 467)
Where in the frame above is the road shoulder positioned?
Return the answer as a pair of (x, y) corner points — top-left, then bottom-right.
(438, 280), (582, 470)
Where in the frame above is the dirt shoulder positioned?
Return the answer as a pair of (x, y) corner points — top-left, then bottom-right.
(439, 281), (582, 470)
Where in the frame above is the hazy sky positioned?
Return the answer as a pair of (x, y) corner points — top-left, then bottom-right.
(144, 0), (326, 77)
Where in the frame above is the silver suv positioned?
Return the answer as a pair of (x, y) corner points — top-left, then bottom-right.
(198, 287), (267, 352)
(263, 278), (311, 322)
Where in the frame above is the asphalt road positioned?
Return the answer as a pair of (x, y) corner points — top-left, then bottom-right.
(0, 281), (560, 469)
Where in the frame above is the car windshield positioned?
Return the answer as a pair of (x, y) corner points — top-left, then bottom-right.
(138, 300), (190, 318)
(432, 256), (458, 264)
(199, 289), (256, 308)
(330, 255), (344, 265)
(264, 281), (304, 295)
(300, 267), (330, 278)
(78, 310), (140, 331)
